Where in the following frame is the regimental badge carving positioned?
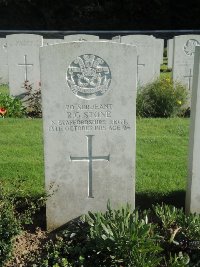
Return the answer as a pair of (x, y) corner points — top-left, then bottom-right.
(66, 54), (111, 100)
(183, 39), (200, 56)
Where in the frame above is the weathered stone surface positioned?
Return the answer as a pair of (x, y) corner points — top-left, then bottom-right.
(167, 38), (173, 69)
(43, 39), (64, 46)
(172, 35), (200, 92)
(186, 45), (200, 214)
(6, 34), (42, 97)
(112, 35), (157, 85)
(156, 38), (164, 64)
(64, 34), (99, 41)
(154, 38), (164, 78)
(40, 41), (137, 230)
(0, 38), (8, 84)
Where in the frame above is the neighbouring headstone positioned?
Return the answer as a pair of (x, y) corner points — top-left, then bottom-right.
(0, 38), (8, 84)
(167, 38), (173, 68)
(154, 38), (164, 78)
(172, 35), (200, 92)
(155, 38), (164, 64)
(64, 34), (99, 41)
(112, 35), (121, 42)
(186, 45), (200, 214)
(40, 41), (137, 230)
(7, 34), (43, 97)
(112, 35), (157, 85)
(43, 39), (64, 46)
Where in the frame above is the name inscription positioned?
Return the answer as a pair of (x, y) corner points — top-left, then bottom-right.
(48, 103), (131, 132)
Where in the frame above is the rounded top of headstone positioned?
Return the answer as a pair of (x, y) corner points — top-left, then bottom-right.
(184, 39), (200, 56)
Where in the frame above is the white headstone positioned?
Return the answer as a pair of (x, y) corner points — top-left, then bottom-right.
(186, 45), (200, 214)
(40, 41), (137, 230)
(172, 35), (200, 92)
(0, 38), (8, 84)
(64, 34), (99, 41)
(43, 39), (64, 46)
(7, 34), (43, 97)
(153, 38), (163, 78)
(155, 38), (164, 64)
(167, 38), (173, 68)
(112, 35), (121, 42)
(113, 35), (157, 85)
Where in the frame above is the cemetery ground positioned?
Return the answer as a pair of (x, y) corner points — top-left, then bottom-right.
(1, 117), (190, 266)
(0, 117), (189, 207)
(1, 79), (200, 266)
(0, 34), (199, 265)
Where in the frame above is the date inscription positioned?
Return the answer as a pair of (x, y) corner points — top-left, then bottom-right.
(48, 103), (131, 132)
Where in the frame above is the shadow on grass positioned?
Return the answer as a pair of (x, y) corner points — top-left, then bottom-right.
(16, 190), (186, 232)
(30, 205), (46, 231)
(14, 195), (47, 231)
(136, 190), (186, 210)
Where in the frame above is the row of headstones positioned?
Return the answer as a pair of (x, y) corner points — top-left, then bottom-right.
(167, 35), (200, 91)
(39, 40), (199, 231)
(0, 34), (164, 98)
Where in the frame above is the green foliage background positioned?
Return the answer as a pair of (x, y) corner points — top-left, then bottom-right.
(136, 77), (188, 118)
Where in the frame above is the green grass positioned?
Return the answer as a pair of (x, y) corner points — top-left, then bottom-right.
(0, 118), (190, 209)
(163, 56), (167, 65)
(0, 118), (44, 197)
(0, 84), (9, 95)
(160, 71), (172, 79)
(160, 56), (172, 78)
(160, 54), (172, 79)
(136, 118), (189, 208)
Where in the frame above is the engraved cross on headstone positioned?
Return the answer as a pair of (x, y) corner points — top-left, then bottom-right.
(184, 68), (193, 91)
(70, 135), (110, 198)
(137, 56), (145, 83)
(18, 55), (33, 81)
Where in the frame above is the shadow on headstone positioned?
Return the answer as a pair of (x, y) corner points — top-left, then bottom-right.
(15, 91), (31, 108)
(14, 92), (28, 100)
(49, 216), (85, 235)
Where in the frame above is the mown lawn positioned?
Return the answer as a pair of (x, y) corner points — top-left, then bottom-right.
(0, 83), (9, 95)
(0, 118), (44, 197)
(136, 117), (189, 208)
(0, 117), (190, 208)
